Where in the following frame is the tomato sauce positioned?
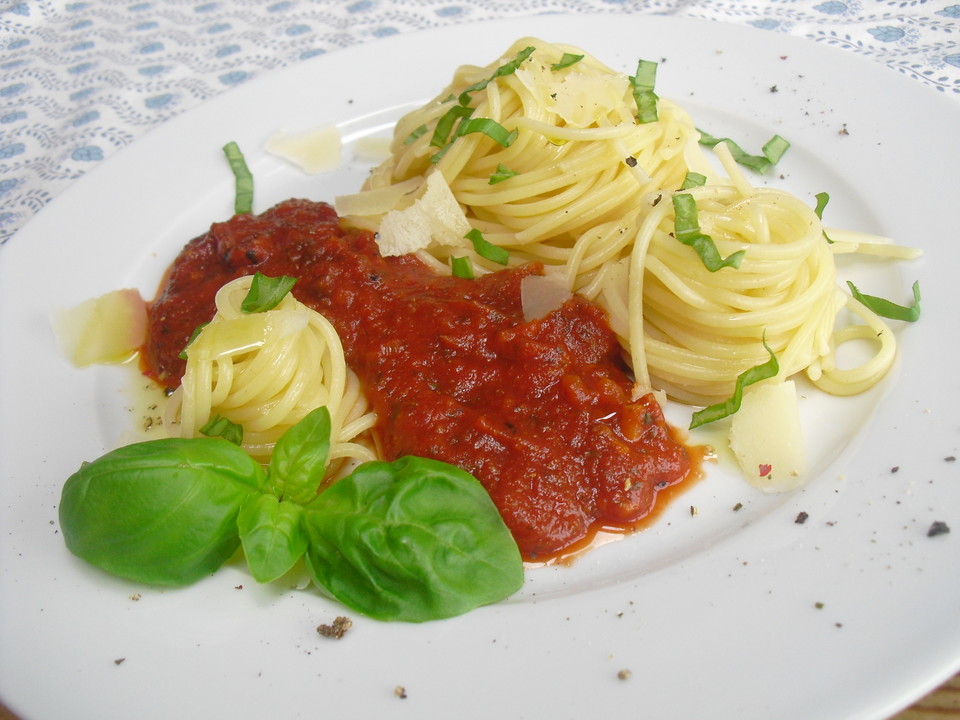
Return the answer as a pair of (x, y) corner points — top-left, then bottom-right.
(143, 199), (693, 559)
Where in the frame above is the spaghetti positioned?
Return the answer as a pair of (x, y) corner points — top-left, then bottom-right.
(340, 37), (917, 409)
(164, 275), (377, 473)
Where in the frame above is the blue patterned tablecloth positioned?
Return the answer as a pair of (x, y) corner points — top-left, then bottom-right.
(1, 0), (958, 247)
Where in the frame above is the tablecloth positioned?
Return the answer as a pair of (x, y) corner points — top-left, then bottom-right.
(1, 0), (958, 249)
(1, 2), (959, 718)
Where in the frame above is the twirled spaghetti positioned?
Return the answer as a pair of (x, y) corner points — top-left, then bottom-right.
(164, 275), (377, 471)
(340, 37), (917, 410)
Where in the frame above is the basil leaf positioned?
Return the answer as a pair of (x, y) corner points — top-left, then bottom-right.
(222, 141), (254, 215)
(200, 414), (243, 446)
(847, 280), (921, 322)
(302, 456), (523, 622)
(689, 338), (780, 429)
(630, 58), (659, 124)
(697, 129), (790, 173)
(240, 271), (297, 313)
(450, 256), (474, 279)
(672, 193), (745, 271)
(489, 163), (519, 185)
(466, 228), (509, 265)
(59, 438), (266, 586)
(551, 52), (584, 71)
(268, 406), (332, 505)
(237, 494), (308, 583)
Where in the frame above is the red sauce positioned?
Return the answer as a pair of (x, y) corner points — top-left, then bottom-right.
(143, 199), (694, 560)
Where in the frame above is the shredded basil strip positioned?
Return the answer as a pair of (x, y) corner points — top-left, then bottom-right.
(630, 58), (659, 124)
(222, 141), (254, 215)
(450, 256), (475, 279)
(697, 129), (790, 173)
(689, 338), (780, 429)
(403, 124), (428, 145)
(457, 45), (535, 106)
(431, 117), (518, 164)
(241, 272), (297, 313)
(847, 280), (921, 322)
(457, 118), (518, 146)
(200, 414), (244, 445)
(430, 105), (475, 148)
(179, 322), (209, 360)
(813, 191), (834, 244)
(466, 228), (509, 265)
(489, 163), (519, 184)
(672, 193), (745, 271)
(551, 52), (584, 71)
(681, 172), (708, 189)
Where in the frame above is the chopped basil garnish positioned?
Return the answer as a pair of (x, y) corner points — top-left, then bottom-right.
(450, 256), (475, 279)
(466, 228), (509, 265)
(431, 117), (518, 164)
(689, 337), (780, 429)
(430, 105), (475, 149)
(551, 52), (584, 71)
(489, 163), (519, 184)
(403, 124), (428, 145)
(681, 172), (707, 189)
(697, 130), (790, 173)
(630, 58), (659, 124)
(457, 118), (518, 146)
(199, 414), (244, 446)
(672, 193), (745, 272)
(813, 191), (834, 243)
(222, 141), (254, 215)
(456, 45), (535, 106)
(241, 272), (297, 313)
(847, 280), (921, 322)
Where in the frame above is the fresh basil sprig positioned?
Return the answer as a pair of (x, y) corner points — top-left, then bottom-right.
(58, 407), (523, 620)
(59, 437), (267, 585)
(302, 456), (523, 622)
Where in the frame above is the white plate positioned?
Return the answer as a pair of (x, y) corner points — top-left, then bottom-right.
(1, 15), (958, 720)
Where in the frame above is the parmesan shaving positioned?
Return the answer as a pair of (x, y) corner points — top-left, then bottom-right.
(266, 125), (342, 174)
(728, 380), (807, 493)
(52, 288), (147, 366)
(376, 172), (471, 256)
(334, 176), (423, 218)
(515, 63), (631, 128)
